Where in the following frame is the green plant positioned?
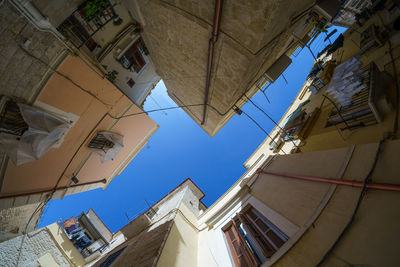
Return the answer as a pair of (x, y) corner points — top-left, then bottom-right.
(82, 0), (108, 21)
(113, 17), (123, 26)
(107, 70), (118, 83)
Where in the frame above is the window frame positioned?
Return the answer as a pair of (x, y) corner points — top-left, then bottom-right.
(223, 205), (288, 266)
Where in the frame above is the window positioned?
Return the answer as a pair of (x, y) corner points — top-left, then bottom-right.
(120, 39), (146, 72)
(88, 131), (123, 162)
(127, 78), (135, 88)
(223, 207), (288, 266)
(58, 15), (98, 51)
(144, 207), (158, 220)
(88, 133), (115, 151)
(57, 0), (116, 50)
(0, 100), (28, 136)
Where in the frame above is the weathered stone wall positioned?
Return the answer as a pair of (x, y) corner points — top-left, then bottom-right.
(0, 2), (68, 104)
(32, 0), (82, 27)
(95, 220), (173, 267)
(131, 0), (314, 136)
(0, 202), (42, 242)
(0, 228), (70, 267)
(0, 2), (68, 242)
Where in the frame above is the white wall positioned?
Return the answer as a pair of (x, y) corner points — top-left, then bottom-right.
(197, 192), (299, 267)
(100, 32), (160, 107)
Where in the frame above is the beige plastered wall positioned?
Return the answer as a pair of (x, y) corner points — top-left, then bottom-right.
(156, 202), (199, 267)
(0, 55), (158, 196)
(46, 223), (86, 267)
(249, 140), (400, 267)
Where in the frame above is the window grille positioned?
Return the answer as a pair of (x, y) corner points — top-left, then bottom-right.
(57, 0), (117, 50)
(325, 63), (381, 131)
(88, 133), (114, 151)
(0, 100), (28, 136)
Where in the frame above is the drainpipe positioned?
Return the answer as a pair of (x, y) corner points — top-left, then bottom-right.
(201, 0), (224, 125)
(9, 0), (73, 52)
(257, 169), (400, 192)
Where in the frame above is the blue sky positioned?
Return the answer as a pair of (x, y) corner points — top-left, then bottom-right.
(38, 28), (345, 232)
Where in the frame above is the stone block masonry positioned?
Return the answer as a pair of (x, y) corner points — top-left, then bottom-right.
(0, 203), (42, 242)
(0, 228), (70, 267)
(0, 2), (68, 104)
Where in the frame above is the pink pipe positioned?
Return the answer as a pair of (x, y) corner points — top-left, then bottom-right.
(257, 169), (400, 192)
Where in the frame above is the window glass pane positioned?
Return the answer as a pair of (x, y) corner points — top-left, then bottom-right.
(255, 219), (269, 232)
(239, 256), (250, 267)
(247, 209), (257, 220)
(228, 228), (235, 241)
(232, 240), (242, 255)
(267, 231), (285, 248)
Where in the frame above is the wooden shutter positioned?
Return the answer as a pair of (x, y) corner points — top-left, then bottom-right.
(245, 208), (287, 251)
(123, 41), (146, 72)
(224, 221), (257, 267)
(237, 212), (276, 258)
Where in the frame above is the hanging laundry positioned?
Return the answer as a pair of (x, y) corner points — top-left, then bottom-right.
(63, 217), (77, 229)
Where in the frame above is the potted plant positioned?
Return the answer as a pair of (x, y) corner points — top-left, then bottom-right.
(106, 70), (118, 83)
(133, 23), (143, 33)
(81, 0), (108, 21)
(113, 16), (123, 26)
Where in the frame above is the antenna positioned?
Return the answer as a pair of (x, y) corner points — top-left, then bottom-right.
(144, 198), (157, 215)
(144, 198), (152, 208)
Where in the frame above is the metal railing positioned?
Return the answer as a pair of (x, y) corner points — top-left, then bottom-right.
(57, 0), (117, 49)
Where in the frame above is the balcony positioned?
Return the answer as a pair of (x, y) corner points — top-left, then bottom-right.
(58, 0), (117, 50)
(60, 209), (113, 262)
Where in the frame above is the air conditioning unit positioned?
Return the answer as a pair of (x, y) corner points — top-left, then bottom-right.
(265, 55), (292, 82)
(314, 0), (341, 22)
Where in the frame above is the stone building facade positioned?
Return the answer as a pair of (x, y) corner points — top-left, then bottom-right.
(0, 1), (159, 242)
(0, 227), (70, 267)
(126, 0), (319, 136)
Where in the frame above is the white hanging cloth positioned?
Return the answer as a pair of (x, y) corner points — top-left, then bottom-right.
(0, 103), (71, 166)
(89, 131), (124, 163)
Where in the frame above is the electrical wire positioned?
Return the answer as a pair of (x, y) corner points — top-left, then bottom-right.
(17, 44), (114, 107)
(14, 100), (281, 263)
(243, 95), (299, 149)
(316, 139), (386, 266)
(15, 200), (47, 266)
(322, 94), (351, 129)
(318, 96), (350, 142)
(241, 109), (287, 155)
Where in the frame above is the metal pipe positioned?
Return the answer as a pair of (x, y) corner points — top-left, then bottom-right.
(201, 0), (223, 125)
(257, 169), (400, 192)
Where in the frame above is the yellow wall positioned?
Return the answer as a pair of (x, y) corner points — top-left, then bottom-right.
(297, 12), (400, 153)
(156, 204), (199, 267)
(252, 140), (400, 266)
(46, 223), (85, 267)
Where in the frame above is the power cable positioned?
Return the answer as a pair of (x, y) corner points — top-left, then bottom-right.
(243, 95), (300, 149)
(322, 94), (351, 129)
(15, 200), (47, 266)
(14, 99), (283, 263)
(241, 109), (287, 155)
(149, 95), (168, 116)
(17, 43), (114, 107)
(316, 139), (386, 266)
